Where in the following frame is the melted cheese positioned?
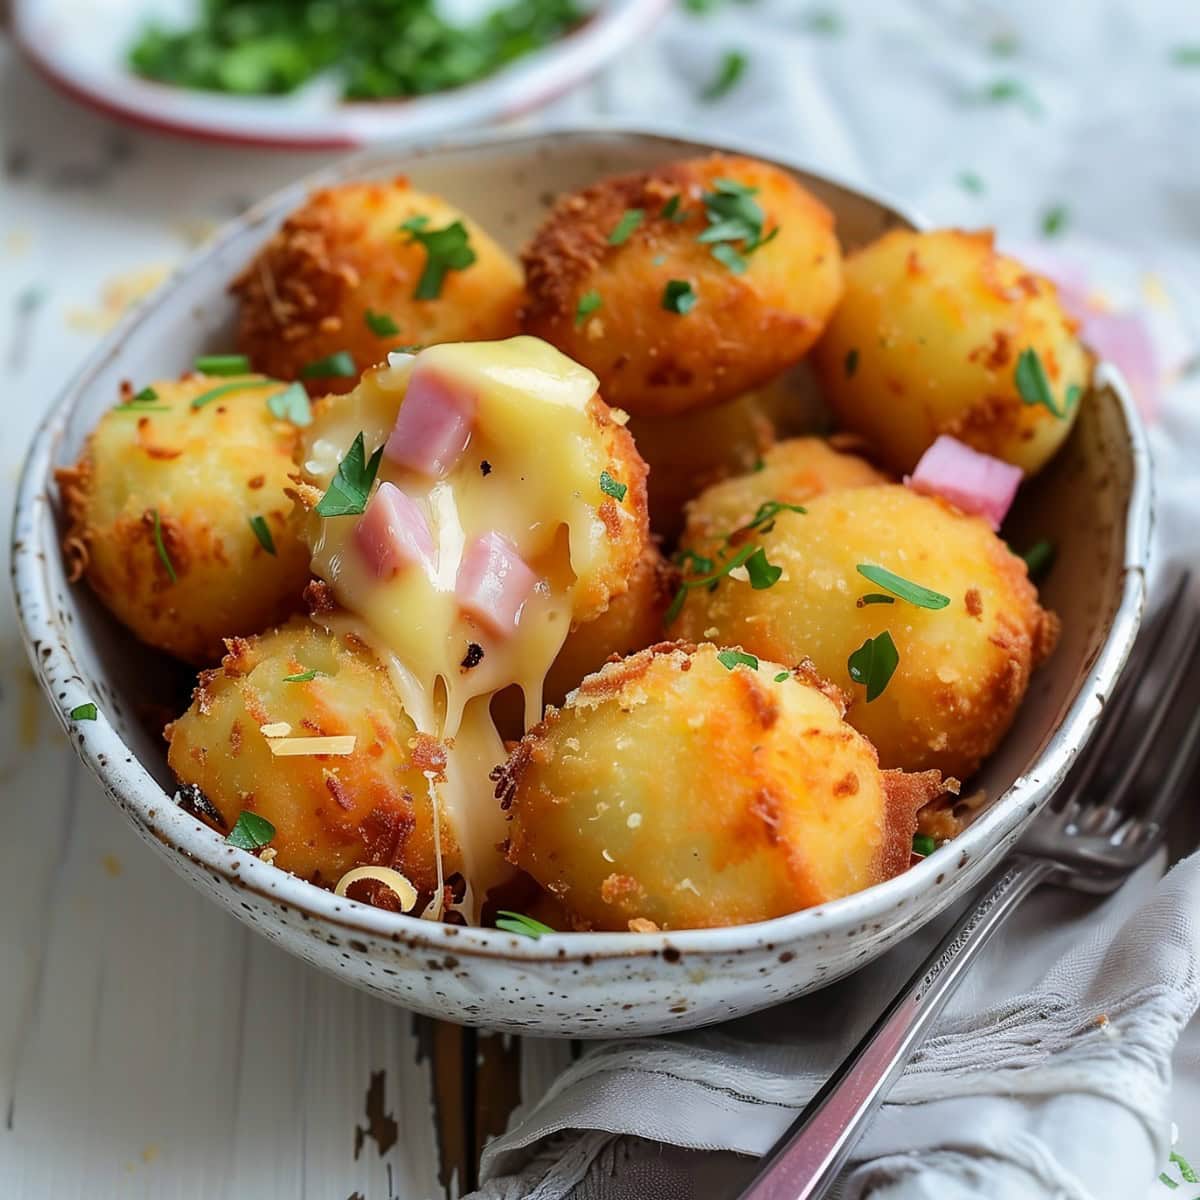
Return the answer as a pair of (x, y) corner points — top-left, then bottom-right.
(303, 337), (612, 919)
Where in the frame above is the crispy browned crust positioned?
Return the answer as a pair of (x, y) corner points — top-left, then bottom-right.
(54, 460), (93, 582)
(880, 768), (949, 879)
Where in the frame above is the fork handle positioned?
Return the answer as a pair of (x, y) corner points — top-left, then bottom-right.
(735, 856), (1056, 1200)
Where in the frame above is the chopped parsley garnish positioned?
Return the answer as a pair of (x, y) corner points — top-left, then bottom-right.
(773, 671), (790, 683)
(599, 470), (627, 502)
(856, 564), (950, 610)
(365, 309), (400, 336)
(702, 49), (747, 101)
(267, 381), (312, 426)
(662, 279), (698, 314)
(1041, 204), (1068, 237)
(1170, 1152), (1198, 1184)
(697, 177), (777, 273)
(1159, 1172), (1179, 1189)
(1014, 347), (1077, 418)
(717, 649), (758, 671)
(150, 508), (177, 582)
(248, 514), (276, 555)
(958, 170), (985, 194)
(744, 547), (782, 589)
(495, 910), (554, 939)
(858, 593), (895, 607)
(608, 209), (644, 246)
(848, 631), (899, 702)
(283, 669), (321, 683)
(666, 542), (758, 624)
(661, 194), (686, 222)
(980, 77), (1043, 116)
(401, 217), (477, 300)
(1021, 538), (1056, 582)
(300, 350), (356, 379)
(132, 386), (159, 405)
(844, 348), (859, 377)
(735, 499), (807, 537)
(711, 242), (748, 274)
(912, 833), (936, 857)
(69, 702), (98, 721)
(575, 289), (603, 327)
(315, 432), (384, 517)
(226, 811), (276, 852)
(191, 377), (279, 409)
(1170, 45), (1200, 66)
(195, 353), (250, 375)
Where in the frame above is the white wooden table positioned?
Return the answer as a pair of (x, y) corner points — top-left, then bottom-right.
(3, 5), (1200, 1193)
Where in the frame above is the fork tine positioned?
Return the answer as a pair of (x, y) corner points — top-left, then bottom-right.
(1053, 571), (1192, 820)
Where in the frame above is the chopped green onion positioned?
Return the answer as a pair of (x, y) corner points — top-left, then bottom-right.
(283, 669), (321, 683)
(662, 280), (698, 314)
(300, 351), (356, 379)
(711, 243), (748, 274)
(150, 508), (177, 583)
(495, 909), (554, 939)
(665, 543), (757, 625)
(365, 309), (400, 336)
(226, 811), (276, 852)
(735, 499), (807, 537)
(717, 649), (758, 671)
(195, 353), (251, 375)
(1170, 1152), (1198, 1184)
(1159, 1172), (1179, 1190)
(856, 564), (950, 610)
(69, 702), (98, 721)
(958, 171), (985, 194)
(1170, 45), (1200, 66)
(608, 209), (644, 246)
(702, 49), (747, 101)
(575, 289), (603, 327)
(1041, 204), (1069, 237)
(1021, 538), (1056, 582)
(913, 833), (936, 857)
(191, 378), (279, 409)
(773, 671), (790, 683)
(1014, 348), (1075, 419)
(133, 386), (159, 404)
(661, 194), (686, 222)
(847, 630), (899, 703)
(248, 515), (276, 555)
(599, 470), (627, 502)
(267, 382), (312, 426)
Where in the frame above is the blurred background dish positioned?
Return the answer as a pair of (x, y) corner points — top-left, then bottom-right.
(11, 0), (669, 147)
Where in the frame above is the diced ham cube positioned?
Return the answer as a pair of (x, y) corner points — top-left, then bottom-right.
(354, 483), (434, 580)
(384, 363), (476, 477)
(906, 436), (1023, 531)
(456, 532), (536, 636)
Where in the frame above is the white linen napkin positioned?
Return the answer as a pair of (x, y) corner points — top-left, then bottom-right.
(471, 853), (1200, 1199)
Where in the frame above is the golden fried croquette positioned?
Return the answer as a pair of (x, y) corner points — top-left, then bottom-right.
(499, 642), (945, 930)
(56, 375), (311, 665)
(232, 179), (524, 394)
(682, 437), (890, 546)
(166, 619), (457, 898)
(676, 485), (1058, 779)
(812, 229), (1090, 474)
(629, 390), (779, 540)
(521, 155), (843, 416)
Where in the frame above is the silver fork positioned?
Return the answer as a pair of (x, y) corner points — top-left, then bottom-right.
(736, 572), (1200, 1200)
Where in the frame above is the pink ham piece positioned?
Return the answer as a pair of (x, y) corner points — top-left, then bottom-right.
(906, 436), (1023, 531)
(456, 531), (536, 636)
(354, 483), (434, 579)
(384, 363), (476, 477)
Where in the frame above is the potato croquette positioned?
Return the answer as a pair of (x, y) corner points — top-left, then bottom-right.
(232, 179), (524, 394)
(811, 229), (1090, 474)
(56, 374), (311, 665)
(167, 619), (457, 899)
(499, 642), (946, 930)
(682, 437), (890, 547)
(521, 155), (843, 416)
(677, 485), (1059, 778)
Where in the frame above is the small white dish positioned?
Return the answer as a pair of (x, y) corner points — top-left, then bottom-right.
(11, 126), (1151, 1036)
(12, 0), (669, 148)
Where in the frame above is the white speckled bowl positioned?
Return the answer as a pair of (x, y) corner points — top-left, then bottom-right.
(12, 127), (1151, 1037)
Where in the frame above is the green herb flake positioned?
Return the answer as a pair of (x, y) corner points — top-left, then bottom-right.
(575, 289), (603, 328)
(913, 833), (936, 857)
(402, 218), (477, 300)
(981, 76), (1043, 116)
(69, 702), (98, 721)
(744, 547), (782, 590)
(315, 432), (385, 518)
(703, 49), (747, 101)
(267, 381), (313, 426)
(300, 350), (357, 379)
(661, 194), (686, 222)
(804, 8), (843, 35)
(150, 508), (177, 583)
(133, 386), (159, 405)
(1170, 45), (1200, 66)
(226, 811), (276, 852)
(191, 377), (279, 409)
(608, 209), (644, 246)
(1158, 1172), (1178, 1190)
(1171, 1152), (1198, 1184)
(1041, 204), (1069, 237)
(599, 470), (627, 502)
(717, 649), (759, 671)
(858, 593), (896, 607)
(1022, 538), (1056, 582)
(283, 669), (322, 683)
(856, 564), (950, 610)
(365, 309), (400, 337)
(665, 542), (757, 624)
(248, 514), (277, 556)
(495, 909), (555, 939)
(735, 499), (807, 538)
(958, 170), (985, 194)
(845, 348), (859, 378)
(711, 242), (748, 274)
(847, 630), (899, 702)
(662, 279), (698, 314)
(1014, 347), (1070, 418)
(773, 671), (790, 683)
(989, 32), (1019, 56)
(195, 353), (251, 376)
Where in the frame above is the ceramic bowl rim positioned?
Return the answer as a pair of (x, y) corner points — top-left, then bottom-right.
(10, 121), (1153, 965)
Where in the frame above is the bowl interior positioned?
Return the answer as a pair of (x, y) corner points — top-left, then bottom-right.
(24, 128), (1146, 946)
